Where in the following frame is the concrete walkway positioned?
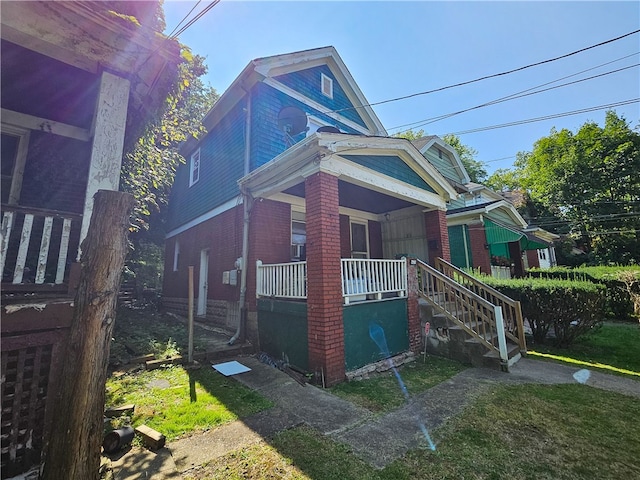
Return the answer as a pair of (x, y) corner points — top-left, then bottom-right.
(110, 355), (640, 478)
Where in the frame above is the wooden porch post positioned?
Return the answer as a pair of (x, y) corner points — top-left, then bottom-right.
(305, 172), (345, 386)
(77, 71), (130, 260)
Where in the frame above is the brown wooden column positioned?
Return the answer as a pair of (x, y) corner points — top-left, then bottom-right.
(305, 172), (345, 386)
(424, 209), (450, 265)
(509, 241), (525, 278)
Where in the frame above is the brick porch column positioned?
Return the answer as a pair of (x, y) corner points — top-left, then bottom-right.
(424, 209), (450, 265)
(305, 172), (345, 386)
(469, 222), (492, 275)
(406, 258), (421, 354)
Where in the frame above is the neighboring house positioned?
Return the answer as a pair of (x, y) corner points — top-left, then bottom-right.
(0, 2), (180, 476)
(439, 179), (557, 277)
(163, 46), (526, 387)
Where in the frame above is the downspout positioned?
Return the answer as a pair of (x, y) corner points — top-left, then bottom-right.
(229, 90), (252, 345)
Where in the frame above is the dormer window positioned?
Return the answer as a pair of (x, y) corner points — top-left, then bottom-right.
(321, 73), (333, 99)
(189, 148), (200, 187)
(438, 148), (443, 159)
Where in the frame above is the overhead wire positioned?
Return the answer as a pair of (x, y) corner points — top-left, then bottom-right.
(330, 29), (640, 115)
(170, 0), (221, 39)
(388, 54), (640, 134)
(166, 0), (202, 39)
(438, 98), (639, 136)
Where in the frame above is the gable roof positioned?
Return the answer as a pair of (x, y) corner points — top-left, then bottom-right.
(411, 136), (471, 184)
(447, 199), (528, 228)
(196, 46), (386, 147)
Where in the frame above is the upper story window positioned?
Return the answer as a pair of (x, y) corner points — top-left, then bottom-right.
(321, 73), (333, 99)
(189, 148), (200, 187)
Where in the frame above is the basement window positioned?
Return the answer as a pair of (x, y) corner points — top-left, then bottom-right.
(189, 148), (200, 187)
(321, 73), (333, 99)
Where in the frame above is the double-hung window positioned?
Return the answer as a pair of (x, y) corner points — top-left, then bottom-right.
(189, 148), (200, 187)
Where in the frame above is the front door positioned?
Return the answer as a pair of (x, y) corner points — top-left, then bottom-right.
(197, 249), (209, 316)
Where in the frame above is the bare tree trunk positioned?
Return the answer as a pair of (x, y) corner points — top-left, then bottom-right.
(41, 190), (134, 480)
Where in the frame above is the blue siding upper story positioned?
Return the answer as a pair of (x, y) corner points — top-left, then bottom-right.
(274, 65), (368, 129)
(250, 82), (361, 169)
(167, 99), (247, 230)
(341, 154), (436, 194)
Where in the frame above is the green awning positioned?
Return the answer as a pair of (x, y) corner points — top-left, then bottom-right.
(484, 219), (549, 251)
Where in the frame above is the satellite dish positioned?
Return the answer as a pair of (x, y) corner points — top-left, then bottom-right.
(278, 106), (308, 136)
(317, 126), (341, 134)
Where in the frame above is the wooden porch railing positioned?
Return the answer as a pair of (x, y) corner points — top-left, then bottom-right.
(256, 260), (307, 299)
(255, 258), (407, 305)
(417, 259), (509, 364)
(341, 258), (407, 304)
(1, 205), (81, 285)
(435, 257), (526, 353)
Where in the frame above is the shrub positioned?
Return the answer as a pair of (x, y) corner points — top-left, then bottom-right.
(527, 266), (640, 320)
(480, 277), (606, 346)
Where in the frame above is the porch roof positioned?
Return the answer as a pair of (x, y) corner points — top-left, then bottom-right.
(484, 219), (551, 251)
(238, 132), (458, 211)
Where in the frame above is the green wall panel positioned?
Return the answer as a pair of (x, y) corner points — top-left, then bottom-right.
(257, 299), (308, 370)
(343, 299), (409, 371)
(448, 224), (473, 269)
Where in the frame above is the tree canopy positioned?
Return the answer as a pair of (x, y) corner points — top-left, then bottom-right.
(505, 111), (640, 265)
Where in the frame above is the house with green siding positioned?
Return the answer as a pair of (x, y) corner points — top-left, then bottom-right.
(163, 46), (529, 385)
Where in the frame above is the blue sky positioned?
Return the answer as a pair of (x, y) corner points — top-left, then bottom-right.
(163, 1), (639, 175)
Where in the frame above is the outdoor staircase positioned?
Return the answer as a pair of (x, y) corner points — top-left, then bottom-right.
(416, 258), (526, 371)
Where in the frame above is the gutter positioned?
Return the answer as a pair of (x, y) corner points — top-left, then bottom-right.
(229, 91), (252, 345)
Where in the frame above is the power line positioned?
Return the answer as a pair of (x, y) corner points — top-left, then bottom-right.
(332, 29), (640, 115)
(439, 98), (640, 136)
(171, 0), (221, 39)
(166, 0), (202, 38)
(388, 55), (640, 133)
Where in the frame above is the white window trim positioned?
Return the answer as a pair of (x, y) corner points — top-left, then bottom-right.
(1, 124), (31, 205)
(189, 148), (200, 187)
(321, 73), (333, 99)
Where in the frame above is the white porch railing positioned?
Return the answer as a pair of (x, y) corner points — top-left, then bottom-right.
(255, 258), (408, 304)
(256, 260), (307, 299)
(1, 206), (79, 285)
(341, 258), (407, 304)
(491, 266), (512, 279)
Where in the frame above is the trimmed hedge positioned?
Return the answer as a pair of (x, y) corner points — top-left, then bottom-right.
(481, 277), (606, 346)
(527, 266), (640, 320)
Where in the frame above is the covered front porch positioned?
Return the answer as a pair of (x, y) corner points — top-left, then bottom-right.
(240, 132), (457, 385)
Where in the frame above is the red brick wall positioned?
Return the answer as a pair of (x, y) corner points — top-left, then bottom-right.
(339, 214), (351, 258)
(424, 209), (450, 264)
(247, 199), (292, 310)
(468, 223), (491, 274)
(305, 172), (345, 386)
(368, 220), (383, 259)
(162, 206), (243, 300)
(526, 250), (540, 269)
(509, 241), (525, 278)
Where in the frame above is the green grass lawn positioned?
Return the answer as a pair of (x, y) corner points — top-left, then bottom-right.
(530, 322), (640, 378)
(106, 365), (272, 441)
(330, 355), (467, 413)
(185, 383), (640, 480)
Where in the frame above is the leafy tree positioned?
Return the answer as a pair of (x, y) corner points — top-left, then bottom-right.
(485, 167), (522, 192)
(517, 111), (640, 264)
(442, 133), (487, 183)
(394, 129), (487, 182)
(120, 51), (218, 292)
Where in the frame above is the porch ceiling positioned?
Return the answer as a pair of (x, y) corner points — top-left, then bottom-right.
(1, 40), (98, 128)
(284, 180), (414, 214)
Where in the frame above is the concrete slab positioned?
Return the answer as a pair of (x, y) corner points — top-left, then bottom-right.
(109, 446), (180, 480)
(169, 407), (302, 472)
(231, 356), (372, 434)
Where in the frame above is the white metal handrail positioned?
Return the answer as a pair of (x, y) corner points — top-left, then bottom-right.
(1, 206), (78, 285)
(256, 260), (307, 299)
(341, 258), (407, 304)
